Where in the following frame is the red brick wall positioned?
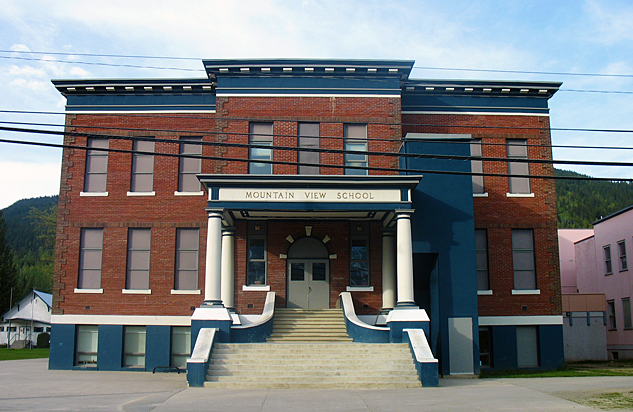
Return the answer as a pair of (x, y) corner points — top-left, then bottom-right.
(403, 114), (561, 316)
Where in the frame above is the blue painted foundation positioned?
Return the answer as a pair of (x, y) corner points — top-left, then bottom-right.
(48, 324), (76, 370)
(146, 326), (171, 371)
(97, 325), (123, 371)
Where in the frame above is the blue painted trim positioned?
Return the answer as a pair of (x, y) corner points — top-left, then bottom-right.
(48, 324), (76, 370)
(389, 320), (430, 343)
(538, 325), (565, 370)
(187, 328), (218, 387)
(97, 325), (123, 371)
(146, 326), (171, 371)
(231, 316), (274, 343)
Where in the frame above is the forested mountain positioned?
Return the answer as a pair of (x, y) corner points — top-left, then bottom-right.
(555, 169), (633, 228)
(1, 195), (58, 297)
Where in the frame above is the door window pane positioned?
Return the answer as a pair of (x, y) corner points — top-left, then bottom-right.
(76, 325), (98, 365)
(123, 326), (146, 367)
(312, 262), (327, 281)
(290, 263), (305, 281)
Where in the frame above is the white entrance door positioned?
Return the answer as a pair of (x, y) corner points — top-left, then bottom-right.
(287, 259), (329, 309)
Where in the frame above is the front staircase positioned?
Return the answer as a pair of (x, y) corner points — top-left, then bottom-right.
(204, 308), (421, 389)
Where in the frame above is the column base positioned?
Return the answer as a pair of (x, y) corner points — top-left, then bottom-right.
(387, 308), (430, 343)
(201, 300), (225, 308)
(395, 301), (419, 309)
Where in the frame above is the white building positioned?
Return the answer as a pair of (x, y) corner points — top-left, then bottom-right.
(1, 290), (52, 348)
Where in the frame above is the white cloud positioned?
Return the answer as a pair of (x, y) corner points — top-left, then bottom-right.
(6, 65), (46, 77)
(0, 161), (60, 209)
(10, 44), (30, 52)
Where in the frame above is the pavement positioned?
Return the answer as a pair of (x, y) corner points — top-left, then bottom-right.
(1, 359), (631, 411)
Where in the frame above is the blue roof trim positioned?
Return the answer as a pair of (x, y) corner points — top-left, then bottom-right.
(402, 94), (551, 114)
(63, 93), (216, 112)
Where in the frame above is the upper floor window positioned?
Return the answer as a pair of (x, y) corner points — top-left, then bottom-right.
(78, 228), (104, 289)
(512, 229), (536, 290)
(126, 228), (151, 290)
(475, 229), (489, 290)
(84, 138), (109, 192)
(178, 137), (202, 192)
(471, 139), (485, 194)
(130, 138), (155, 193)
(604, 245), (613, 275)
(344, 124), (368, 175)
(249, 123), (273, 174)
(298, 123), (320, 175)
(175, 228), (199, 290)
(618, 240), (628, 271)
(507, 139), (530, 194)
(607, 300), (617, 330)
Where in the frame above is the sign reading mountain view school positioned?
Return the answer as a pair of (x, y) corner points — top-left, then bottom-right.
(217, 188), (402, 203)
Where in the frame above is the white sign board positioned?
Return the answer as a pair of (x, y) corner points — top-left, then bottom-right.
(217, 188), (402, 203)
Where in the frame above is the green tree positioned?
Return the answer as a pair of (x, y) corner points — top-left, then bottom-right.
(0, 211), (18, 313)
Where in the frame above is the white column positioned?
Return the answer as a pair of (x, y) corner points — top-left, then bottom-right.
(382, 230), (396, 310)
(221, 228), (235, 310)
(204, 209), (224, 306)
(395, 210), (416, 308)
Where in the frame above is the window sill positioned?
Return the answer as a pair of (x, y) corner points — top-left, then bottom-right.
(171, 289), (201, 295)
(122, 289), (151, 294)
(473, 193), (489, 198)
(80, 192), (108, 197)
(477, 290), (493, 295)
(605, 272), (613, 276)
(242, 285), (271, 291)
(127, 191), (156, 197)
(174, 191), (204, 196)
(346, 286), (374, 292)
(74, 288), (104, 294)
(512, 289), (540, 295)
(506, 193), (535, 198)
(620, 269), (629, 273)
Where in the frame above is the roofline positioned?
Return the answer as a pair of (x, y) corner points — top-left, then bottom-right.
(593, 205), (633, 225)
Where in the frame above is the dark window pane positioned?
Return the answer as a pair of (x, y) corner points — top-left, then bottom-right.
(249, 239), (265, 260)
(312, 263), (326, 281)
(290, 263), (305, 281)
(248, 262), (266, 284)
(350, 261), (369, 286)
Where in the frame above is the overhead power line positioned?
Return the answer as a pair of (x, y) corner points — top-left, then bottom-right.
(2, 119), (633, 154)
(0, 127), (633, 171)
(3, 50), (633, 79)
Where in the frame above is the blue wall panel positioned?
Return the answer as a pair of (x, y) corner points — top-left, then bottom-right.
(48, 324), (76, 370)
(146, 326), (171, 371)
(403, 137), (478, 376)
(539, 325), (565, 370)
(491, 326), (518, 370)
(97, 325), (123, 371)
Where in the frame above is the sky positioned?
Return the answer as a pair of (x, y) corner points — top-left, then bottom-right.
(0, 0), (632, 209)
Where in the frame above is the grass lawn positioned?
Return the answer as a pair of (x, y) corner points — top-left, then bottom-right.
(480, 360), (633, 378)
(0, 348), (50, 361)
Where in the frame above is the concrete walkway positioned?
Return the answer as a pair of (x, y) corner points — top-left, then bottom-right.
(1, 359), (631, 411)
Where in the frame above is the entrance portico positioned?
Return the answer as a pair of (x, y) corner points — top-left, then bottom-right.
(198, 175), (423, 313)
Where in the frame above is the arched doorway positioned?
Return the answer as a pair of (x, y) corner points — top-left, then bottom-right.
(286, 237), (330, 309)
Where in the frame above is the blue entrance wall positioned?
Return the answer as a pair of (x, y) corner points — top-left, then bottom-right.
(402, 137), (479, 376)
(98, 325), (123, 371)
(488, 324), (565, 371)
(146, 326), (171, 371)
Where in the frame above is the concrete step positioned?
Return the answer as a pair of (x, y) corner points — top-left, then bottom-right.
(204, 381), (421, 389)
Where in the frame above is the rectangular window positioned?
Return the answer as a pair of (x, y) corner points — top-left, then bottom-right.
(479, 326), (492, 368)
(516, 326), (539, 368)
(84, 138), (109, 192)
(175, 229), (199, 290)
(344, 124), (368, 175)
(123, 326), (146, 368)
(249, 123), (273, 174)
(171, 326), (191, 368)
(475, 229), (489, 290)
(131, 138), (155, 192)
(623, 298), (632, 330)
(512, 229), (536, 290)
(78, 228), (104, 289)
(247, 221), (267, 286)
(350, 222), (370, 286)
(298, 123), (320, 175)
(75, 325), (98, 365)
(604, 245), (613, 275)
(471, 139), (484, 194)
(34, 327), (43, 333)
(126, 228), (151, 290)
(608, 300), (617, 330)
(178, 137), (202, 192)
(618, 240), (628, 271)
(507, 139), (530, 194)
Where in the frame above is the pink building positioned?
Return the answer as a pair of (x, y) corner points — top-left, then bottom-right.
(558, 229), (593, 294)
(573, 206), (633, 360)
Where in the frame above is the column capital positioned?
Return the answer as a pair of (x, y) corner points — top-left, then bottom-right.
(206, 208), (225, 218)
(222, 227), (236, 234)
(395, 209), (415, 218)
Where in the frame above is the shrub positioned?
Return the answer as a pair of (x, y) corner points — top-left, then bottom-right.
(36, 332), (50, 348)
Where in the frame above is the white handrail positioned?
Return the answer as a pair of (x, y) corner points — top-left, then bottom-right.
(340, 292), (389, 331)
(404, 328), (438, 363)
(232, 291), (275, 329)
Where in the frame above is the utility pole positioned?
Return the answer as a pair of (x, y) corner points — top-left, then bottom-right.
(7, 288), (12, 349)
